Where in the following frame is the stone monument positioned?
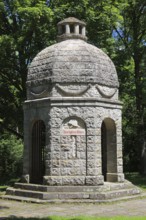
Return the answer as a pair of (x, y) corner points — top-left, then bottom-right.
(4, 17), (141, 202)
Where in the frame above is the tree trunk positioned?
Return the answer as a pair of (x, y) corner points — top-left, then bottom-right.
(133, 55), (146, 174)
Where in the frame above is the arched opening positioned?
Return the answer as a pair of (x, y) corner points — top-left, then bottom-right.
(30, 120), (46, 184)
(70, 24), (74, 33)
(79, 25), (82, 34)
(101, 118), (117, 182)
(62, 25), (65, 34)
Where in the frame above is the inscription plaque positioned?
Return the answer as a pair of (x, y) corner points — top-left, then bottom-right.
(62, 129), (85, 136)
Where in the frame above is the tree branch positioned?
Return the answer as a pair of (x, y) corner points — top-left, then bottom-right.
(0, 121), (23, 139)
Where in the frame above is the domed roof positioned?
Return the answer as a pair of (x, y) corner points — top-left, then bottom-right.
(58, 17), (86, 26)
(27, 18), (119, 88)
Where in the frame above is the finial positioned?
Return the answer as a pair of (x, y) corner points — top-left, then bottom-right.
(57, 17), (87, 42)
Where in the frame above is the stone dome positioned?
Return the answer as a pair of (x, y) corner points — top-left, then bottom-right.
(27, 18), (119, 89)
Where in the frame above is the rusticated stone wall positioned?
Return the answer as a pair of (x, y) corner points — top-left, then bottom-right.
(23, 98), (124, 186)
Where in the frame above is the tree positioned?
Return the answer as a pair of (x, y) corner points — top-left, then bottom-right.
(111, 0), (146, 173)
(0, 0), (54, 138)
(0, 133), (23, 183)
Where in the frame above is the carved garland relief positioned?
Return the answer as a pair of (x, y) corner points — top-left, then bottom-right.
(28, 83), (118, 99)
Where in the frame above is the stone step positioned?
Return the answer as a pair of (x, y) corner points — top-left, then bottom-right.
(5, 186), (141, 201)
(6, 187), (92, 200)
(89, 187), (141, 200)
(14, 181), (135, 193)
(2, 195), (49, 203)
(2, 192), (144, 204)
(14, 183), (109, 193)
(6, 187), (58, 200)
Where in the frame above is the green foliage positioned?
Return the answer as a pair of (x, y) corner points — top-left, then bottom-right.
(112, 0), (146, 172)
(50, 0), (117, 49)
(125, 172), (146, 190)
(0, 133), (23, 184)
(0, 0), (54, 137)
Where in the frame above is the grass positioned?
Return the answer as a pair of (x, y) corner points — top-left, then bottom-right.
(2, 216), (146, 220)
(125, 172), (146, 190)
(0, 178), (20, 196)
(0, 185), (8, 191)
(0, 185), (8, 196)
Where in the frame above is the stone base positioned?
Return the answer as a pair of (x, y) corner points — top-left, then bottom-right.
(21, 174), (123, 186)
(43, 175), (104, 186)
(21, 175), (29, 183)
(85, 176), (104, 185)
(3, 180), (142, 203)
(106, 173), (125, 182)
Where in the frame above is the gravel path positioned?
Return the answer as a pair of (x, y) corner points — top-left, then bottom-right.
(1, 197), (146, 218)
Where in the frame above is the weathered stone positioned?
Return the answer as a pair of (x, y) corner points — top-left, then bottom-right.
(60, 168), (72, 175)
(60, 160), (74, 167)
(88, 152), (96, 160)
(87, 160), (95, 168)
(87, 136), (95, 143)
(118, 158), (123, 166)
(62, 176), (85, 185)
(21, 175), (29, 183)
(51, 168), (60, 176)
(52, 160), (60, 168)
(86, 176), (104, 186)
(87, 129), (97, 136)
(79, 152), (86, 159)
(87, 168), (99, 176)
(117, 166), (123, 173)
(43, 176), (62, 186)
(85, 118), (95, 128)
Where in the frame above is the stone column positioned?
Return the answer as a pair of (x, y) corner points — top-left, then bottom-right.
(116, 115), (125, 182)
(44, 121), (51, 177)
(74, 24), (79, 34)
(65, 24), (70, 34)
(82, 26), (86, 36)
(43, 107), (62, 185)
(85, 115), (104, 186)
(22, 105), (31, 183)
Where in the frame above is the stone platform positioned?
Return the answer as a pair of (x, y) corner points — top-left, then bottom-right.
(2, 181), (141, 203)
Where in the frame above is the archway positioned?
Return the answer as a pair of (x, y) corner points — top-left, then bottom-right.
(101, 118), (117, 182)
(30, 120), (45, 184)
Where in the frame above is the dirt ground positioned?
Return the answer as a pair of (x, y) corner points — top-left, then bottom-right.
(1, 197), (146, 218)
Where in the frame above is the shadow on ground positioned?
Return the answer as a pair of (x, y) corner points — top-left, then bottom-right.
(0, 218), (52, 220)
(0, 218), (83, 220)
(0, 206), (9, 210)
(0, 217), (82, 220)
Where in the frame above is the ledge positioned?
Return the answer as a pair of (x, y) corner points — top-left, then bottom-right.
(23, 97), (122, 110)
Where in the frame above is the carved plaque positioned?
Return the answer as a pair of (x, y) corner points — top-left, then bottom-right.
(60, 118), (86, 172)
(62, 129), (85, 136)
(62, 119), (85, 136)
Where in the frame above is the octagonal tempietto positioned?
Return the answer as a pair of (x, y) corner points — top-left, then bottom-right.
(22, 17), (124, 186)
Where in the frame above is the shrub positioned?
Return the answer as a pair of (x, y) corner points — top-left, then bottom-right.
(0, 133), (23, 184)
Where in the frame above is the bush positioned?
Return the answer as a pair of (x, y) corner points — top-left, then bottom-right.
(0, 133), (23, 184)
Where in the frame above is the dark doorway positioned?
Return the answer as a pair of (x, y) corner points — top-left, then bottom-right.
(30, 120), (45, 184)
(101, 121), (107, 181)
(101, 118), (117, 182)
